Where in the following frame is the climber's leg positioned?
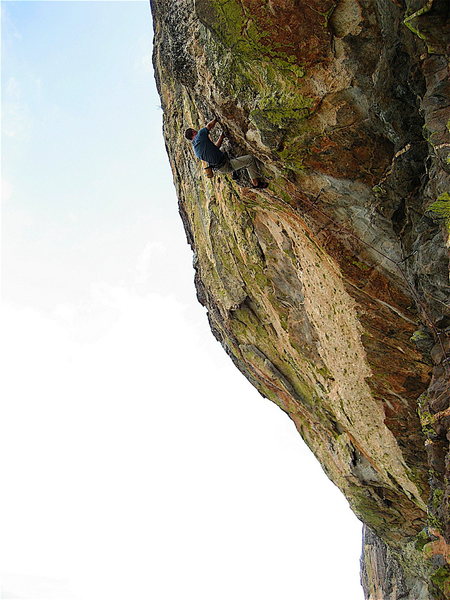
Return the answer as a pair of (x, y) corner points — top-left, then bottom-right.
(229, 155), (260, 182)
(217, 154), (268, 188)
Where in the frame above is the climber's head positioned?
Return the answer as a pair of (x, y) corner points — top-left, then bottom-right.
(184, 128), (197, 141)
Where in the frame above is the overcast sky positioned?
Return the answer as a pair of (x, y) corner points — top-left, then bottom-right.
(1, 2), (364, 599)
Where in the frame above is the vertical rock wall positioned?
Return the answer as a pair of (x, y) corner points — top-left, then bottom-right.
(150, 0), (450, 597)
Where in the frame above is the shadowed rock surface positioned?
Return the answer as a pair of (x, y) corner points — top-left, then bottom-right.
(149, 0), (450, 597)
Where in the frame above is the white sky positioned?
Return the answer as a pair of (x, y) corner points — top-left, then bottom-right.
(1, 2), (364, 599)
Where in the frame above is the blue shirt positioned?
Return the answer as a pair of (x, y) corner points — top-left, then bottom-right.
(192, 127), (225, 166)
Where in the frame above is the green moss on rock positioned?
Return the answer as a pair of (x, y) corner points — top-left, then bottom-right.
(427, 192), (450, 233)
(431, 565), (450, 597)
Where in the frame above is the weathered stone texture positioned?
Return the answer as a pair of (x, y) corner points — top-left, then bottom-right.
(361, 525), (431, 600)
(150, 0), (450, 597)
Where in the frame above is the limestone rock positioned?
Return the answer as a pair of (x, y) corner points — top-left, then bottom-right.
(150, 0), (450, 597)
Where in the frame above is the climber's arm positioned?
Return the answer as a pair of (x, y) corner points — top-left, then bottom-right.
(206, 117), (218, 131)
(215, 132), (225, 148)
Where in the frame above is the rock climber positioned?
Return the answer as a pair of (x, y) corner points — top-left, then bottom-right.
(184, 118), (268, 189)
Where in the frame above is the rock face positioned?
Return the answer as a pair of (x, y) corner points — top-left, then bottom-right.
(150, 0), (450, 597)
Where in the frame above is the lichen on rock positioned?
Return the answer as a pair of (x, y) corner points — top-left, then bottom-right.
(150, 0), (450, 597)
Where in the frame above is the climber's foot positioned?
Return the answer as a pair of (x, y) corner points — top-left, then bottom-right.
(252, 180), (268, 189)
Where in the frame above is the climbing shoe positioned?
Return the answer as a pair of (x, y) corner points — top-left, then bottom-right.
(253, 181), (268, 189)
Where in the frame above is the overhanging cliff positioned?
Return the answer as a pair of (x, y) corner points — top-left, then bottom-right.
(149, 1), (450, 597)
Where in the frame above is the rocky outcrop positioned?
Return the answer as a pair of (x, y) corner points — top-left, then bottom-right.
(149, 0), (450, 597)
